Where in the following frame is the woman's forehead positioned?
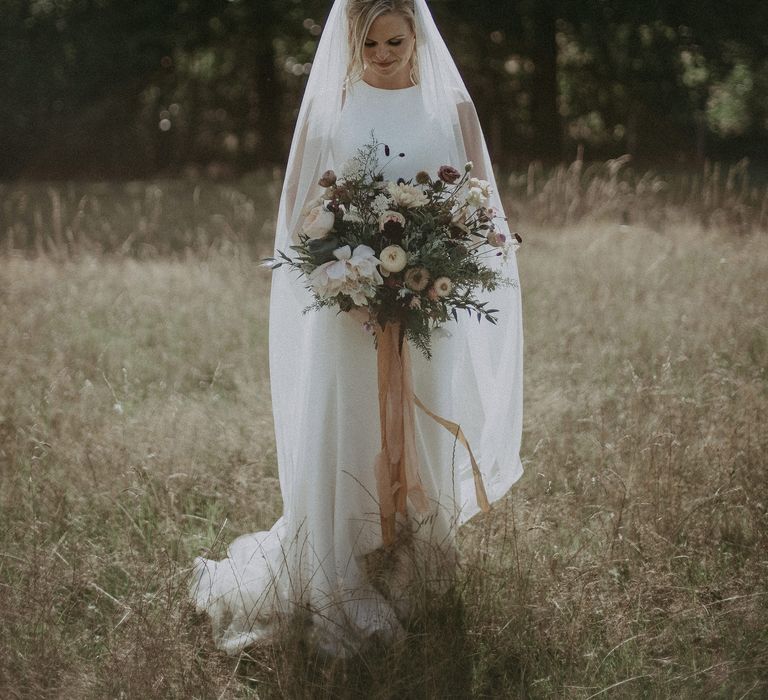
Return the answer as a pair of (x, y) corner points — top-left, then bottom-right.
(366, 13), (412, 40)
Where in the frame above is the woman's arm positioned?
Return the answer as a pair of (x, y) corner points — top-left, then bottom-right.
(282, 118), (325, 245)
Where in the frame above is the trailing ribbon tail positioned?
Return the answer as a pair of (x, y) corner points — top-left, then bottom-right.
(412, 394), (491, 513)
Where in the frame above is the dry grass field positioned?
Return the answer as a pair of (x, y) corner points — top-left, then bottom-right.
(1, 162), (767, 698)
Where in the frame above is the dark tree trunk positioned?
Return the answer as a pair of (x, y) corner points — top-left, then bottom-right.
(529, 5), (561, 162)
(253, 5), (283, 166)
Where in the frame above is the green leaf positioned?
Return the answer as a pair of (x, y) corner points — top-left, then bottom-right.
(305, 235), (341, 265)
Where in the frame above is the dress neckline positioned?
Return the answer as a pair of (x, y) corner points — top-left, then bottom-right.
(357, 79), (419, 93)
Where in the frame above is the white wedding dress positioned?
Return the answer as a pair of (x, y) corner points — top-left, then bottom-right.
(189, 79), (523, 657)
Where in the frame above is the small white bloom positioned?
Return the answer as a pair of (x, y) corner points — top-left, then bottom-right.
(432, 276), (453, 297)
(341, 157), (365, 180)
(372, 193), (393, 215)
(469, 177), (492, 197)
(302, 205), (336, 239)
(466, 187), (488, 208)
(379, 245), (408, 272)
(387, 181), (428, 208)
(464, 161), (474, 172)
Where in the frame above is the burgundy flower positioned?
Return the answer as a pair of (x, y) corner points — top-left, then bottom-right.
(379, 211), (406, 242)
(438, 165), (461, 184)
(382, 220), (404, 242)
(333, 184), (352, 205)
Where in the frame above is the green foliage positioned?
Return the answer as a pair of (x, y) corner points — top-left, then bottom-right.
(1, 0), (768, 176)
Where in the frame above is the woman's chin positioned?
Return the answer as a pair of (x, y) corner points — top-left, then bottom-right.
(371, 66), (397, 78)
(366, 64), (411, 87)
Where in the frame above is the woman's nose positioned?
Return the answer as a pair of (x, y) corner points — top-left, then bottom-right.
(374, 46), (390, 60)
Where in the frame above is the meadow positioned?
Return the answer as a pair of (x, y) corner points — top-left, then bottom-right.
(1, 159), (766, 698)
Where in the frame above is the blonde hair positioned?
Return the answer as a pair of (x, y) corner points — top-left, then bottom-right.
(346, 0), (419, 85)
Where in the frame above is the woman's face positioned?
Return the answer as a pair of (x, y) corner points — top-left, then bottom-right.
(362, 12), (416, 87)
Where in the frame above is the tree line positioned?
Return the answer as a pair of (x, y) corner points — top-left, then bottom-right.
(2, 0), (767, 179)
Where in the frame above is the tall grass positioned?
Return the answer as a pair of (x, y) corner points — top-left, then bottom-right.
(2, 156), (766, 261)
(508, 153), (768, 234)
(1, 162), (766, 697)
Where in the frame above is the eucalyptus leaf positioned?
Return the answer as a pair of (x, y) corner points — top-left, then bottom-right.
(305, 235), (341, 265)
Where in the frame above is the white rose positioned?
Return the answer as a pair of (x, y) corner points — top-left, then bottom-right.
(466, 187), (488, 208)
(379, 245), (408, 273)
(302, 205), (336, 239)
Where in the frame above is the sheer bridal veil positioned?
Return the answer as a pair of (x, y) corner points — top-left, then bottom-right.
(269, 0), (524, 528)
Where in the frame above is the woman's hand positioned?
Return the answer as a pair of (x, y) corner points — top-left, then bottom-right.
(347, 305), (371, 325)
(347, 305), (380, 335)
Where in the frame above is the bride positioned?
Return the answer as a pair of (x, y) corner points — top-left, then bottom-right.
(189, 0), (523, 657)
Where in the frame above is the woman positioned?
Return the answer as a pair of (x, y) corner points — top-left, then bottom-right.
(189, 0), (524, 657)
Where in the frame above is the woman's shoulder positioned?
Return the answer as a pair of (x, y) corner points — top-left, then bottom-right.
(447, 84), (473, 106)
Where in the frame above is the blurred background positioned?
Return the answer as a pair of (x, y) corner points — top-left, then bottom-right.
(2, 0), (767, 180)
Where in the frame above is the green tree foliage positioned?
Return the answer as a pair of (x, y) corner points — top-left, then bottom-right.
(1, 0), (766, 178)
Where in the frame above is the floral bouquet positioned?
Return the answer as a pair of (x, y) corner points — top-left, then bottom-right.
(266, 137), (520, 360)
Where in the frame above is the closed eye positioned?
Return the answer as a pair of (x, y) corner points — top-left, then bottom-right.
(365, 38), (405, 47)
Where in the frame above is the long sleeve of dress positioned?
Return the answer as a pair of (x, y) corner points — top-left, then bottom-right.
(457, 100), (490, 181)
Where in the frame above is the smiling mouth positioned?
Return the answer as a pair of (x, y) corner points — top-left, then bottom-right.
(376, 61), (395, 67)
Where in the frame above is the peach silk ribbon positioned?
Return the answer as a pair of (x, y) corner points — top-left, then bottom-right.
(374, 321), (491, 546)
